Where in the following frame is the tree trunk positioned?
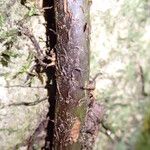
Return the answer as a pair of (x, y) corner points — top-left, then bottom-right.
(54, 0), (90, 149)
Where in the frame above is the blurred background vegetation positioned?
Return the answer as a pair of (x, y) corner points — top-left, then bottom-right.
(0, 0), (150, 149)
(90, 0), (150, 150)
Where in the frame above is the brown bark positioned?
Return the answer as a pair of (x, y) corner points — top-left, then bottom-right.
(54, 0), (90, 149)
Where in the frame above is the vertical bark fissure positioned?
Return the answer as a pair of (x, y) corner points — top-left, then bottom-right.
(42, 0), (57, 149)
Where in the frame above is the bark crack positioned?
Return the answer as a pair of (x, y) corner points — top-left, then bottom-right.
(42, 0), (57, 149)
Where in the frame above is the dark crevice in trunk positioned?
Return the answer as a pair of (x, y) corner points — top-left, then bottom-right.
(42, 0), (57, 149)
(43, 0), (57, 49)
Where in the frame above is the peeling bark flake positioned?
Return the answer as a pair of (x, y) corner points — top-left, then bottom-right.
(70, 118), (81, 143)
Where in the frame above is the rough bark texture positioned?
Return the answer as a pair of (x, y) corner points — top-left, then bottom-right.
(54, 0), (90, 149)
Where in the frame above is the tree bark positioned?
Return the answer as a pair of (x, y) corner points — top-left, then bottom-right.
(54, 0), (90, 149)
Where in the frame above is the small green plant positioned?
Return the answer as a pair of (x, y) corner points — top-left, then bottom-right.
(28, 5), (37, 17)
(0, 50), (19, 67)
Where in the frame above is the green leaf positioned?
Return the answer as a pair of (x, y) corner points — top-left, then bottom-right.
(28, 6), (36, 17)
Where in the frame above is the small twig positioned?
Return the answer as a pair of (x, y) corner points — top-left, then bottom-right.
(17, 25), (48, 68)
(18, 26), (43, 56)
(92, 72), (103, 81)
(100, 129), (114, 142)
(100, 124), (115, 142)
(81, 72), (103, 90)
(42, 6), (53, 10)
(17, 24), (56, 69)
(101, 122), (120, 142)
(7, 97), (48, 107)
(49, 28), (57, 35)
(138, 64), (148, 96)
(24, 65), (36, 84)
